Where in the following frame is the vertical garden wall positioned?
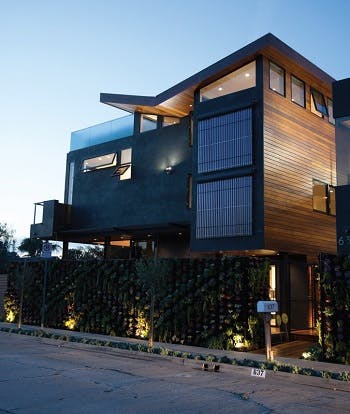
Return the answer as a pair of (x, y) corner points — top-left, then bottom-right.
(318, 254), (350, 364)
(4, 257), (270, 351)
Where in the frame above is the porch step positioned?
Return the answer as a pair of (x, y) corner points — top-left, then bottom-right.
(290, 330), (318, 342)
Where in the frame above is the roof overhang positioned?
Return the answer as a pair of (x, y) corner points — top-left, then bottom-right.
(100, 33), (335, 117)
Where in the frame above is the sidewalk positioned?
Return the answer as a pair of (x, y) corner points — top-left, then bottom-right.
(0, 322), (348, 376)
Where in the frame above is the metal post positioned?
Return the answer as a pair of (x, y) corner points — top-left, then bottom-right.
(18, 259), (26, 329)
(264, 313), (273, 361)
(40, 259), (48, 329)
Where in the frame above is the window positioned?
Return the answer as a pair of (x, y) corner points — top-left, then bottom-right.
(196, 176), (252, 239)
(327, 98), (335, 125)
(291, 75), (305, 107)
(140, 114), (157, 132)
(67, 162), (75, 204)
(312, 179), (335, 215)
(198, 107), (252, 173)
(329, 185), (336, 216)
(120, 148), (132, 180)
(82, 153), (116, 172)
(200, 61), (256, 102)
(162, 116), (180, 127)
(269, 62), (285, 96)
(310, 89), (328, 117)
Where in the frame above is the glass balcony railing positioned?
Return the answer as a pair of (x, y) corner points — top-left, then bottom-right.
(70, 115), (134, 151)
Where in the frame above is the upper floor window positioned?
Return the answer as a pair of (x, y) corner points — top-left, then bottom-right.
(199, 61), (256, 102)
(327, 98), (335, 125)
(269, 62), (285, 96)
(112, 148), (132, 180)
(162, 116), (180, 127)
(310, 89), (328, 118)
(196, 176), (252, 239)
(291, 75), (305, 107)
(82, 153), (116, 173)
(140, 114), (157, 132)
(312, 179), (335, 216)
(197, 107), (253, 173)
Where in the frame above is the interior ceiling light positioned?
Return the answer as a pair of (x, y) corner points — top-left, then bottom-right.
(245, 73), (250, 77)
(218, 87), (223, 91)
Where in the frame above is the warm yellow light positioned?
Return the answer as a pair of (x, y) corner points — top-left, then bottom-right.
(64, 317), (78, 330)
(136, 313), (150, 339)
(6, 310), (16, 323)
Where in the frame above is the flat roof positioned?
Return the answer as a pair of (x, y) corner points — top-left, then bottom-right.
(100, 33), (335, 117)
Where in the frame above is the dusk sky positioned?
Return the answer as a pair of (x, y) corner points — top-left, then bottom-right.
(1, 0), (350, 245)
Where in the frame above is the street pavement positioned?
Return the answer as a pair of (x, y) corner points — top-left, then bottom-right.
(0, 330), (349, 413)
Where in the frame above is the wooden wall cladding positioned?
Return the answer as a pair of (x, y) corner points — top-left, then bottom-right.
(262, 55), (336, 262)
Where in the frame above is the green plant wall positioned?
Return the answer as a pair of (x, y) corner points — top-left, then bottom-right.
(319, 254), (350, 364)
(4, 257), (270, 350)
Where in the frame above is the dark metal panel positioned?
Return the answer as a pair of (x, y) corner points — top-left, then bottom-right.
(333, 78), (350, 118)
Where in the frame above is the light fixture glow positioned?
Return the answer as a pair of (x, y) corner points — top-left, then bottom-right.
(164, 165), (174, 174)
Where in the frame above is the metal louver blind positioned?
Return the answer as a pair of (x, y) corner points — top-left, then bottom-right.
(198, 107), (252, 173)
(196, 176), (252, 239)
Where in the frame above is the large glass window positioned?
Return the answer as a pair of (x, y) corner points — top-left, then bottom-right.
(310, 89), (328, 117)
(82, 153), (116, 173)
(198, 107), (252, 173)
(200, 61), (256, 102)
(291, 75), (305, 107)
(140, 114), (157, 132)
(269, 62), (285, 96)
(196, 176), (252, 239)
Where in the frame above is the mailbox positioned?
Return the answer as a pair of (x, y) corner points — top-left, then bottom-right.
(257, 300), (278, 313)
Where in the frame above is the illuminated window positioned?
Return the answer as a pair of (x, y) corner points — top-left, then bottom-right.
(291, 75), (305, 107)
(329, 185), (336, 216)
(312, 179), (335, 215)
(111, 148), (132, 180)
(82, 153), (116, 172)
(310, 89), (328, 117)
(269, 265), (276, 300)
(162, 116), (180, 127)
(327, 98), (335, 125)
(120, 148), (132, 180)
(140, 114), (157, 132)
(269, 62), (285, 96)
(199, 61), (256, 102)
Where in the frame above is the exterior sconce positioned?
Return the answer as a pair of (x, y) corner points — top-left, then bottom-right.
(164, 166), (174, 174)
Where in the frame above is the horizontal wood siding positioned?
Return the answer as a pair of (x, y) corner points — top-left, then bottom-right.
(262, 55), (336, 262)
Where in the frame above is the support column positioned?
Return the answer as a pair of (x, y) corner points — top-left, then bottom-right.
(62, 240), (69, 259)
(104, 236), (111, 259)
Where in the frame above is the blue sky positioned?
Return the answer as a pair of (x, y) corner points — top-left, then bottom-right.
(1, 0), (350, 244)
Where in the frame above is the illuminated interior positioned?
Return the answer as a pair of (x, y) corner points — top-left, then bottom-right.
(200, 61), (256, 101)
(82, 153), (117, 172)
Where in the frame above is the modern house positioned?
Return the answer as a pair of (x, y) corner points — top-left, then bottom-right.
(31, 33), (337, 332)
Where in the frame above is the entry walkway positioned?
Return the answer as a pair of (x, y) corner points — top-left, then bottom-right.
(0, 322), (347, 375)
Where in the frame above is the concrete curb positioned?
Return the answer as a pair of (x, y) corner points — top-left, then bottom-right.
(1, 322), (349, 381)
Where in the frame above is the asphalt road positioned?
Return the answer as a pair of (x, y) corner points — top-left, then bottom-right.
(0, 332), (349, 414)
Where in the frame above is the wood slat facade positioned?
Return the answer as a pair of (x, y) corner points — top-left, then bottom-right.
(262, 54), (336, 263)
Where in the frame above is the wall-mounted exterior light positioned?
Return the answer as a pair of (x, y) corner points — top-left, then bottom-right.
(164, 166), (174, 174)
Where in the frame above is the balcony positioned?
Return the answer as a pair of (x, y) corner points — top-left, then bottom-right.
(70, 114), (134, 151)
